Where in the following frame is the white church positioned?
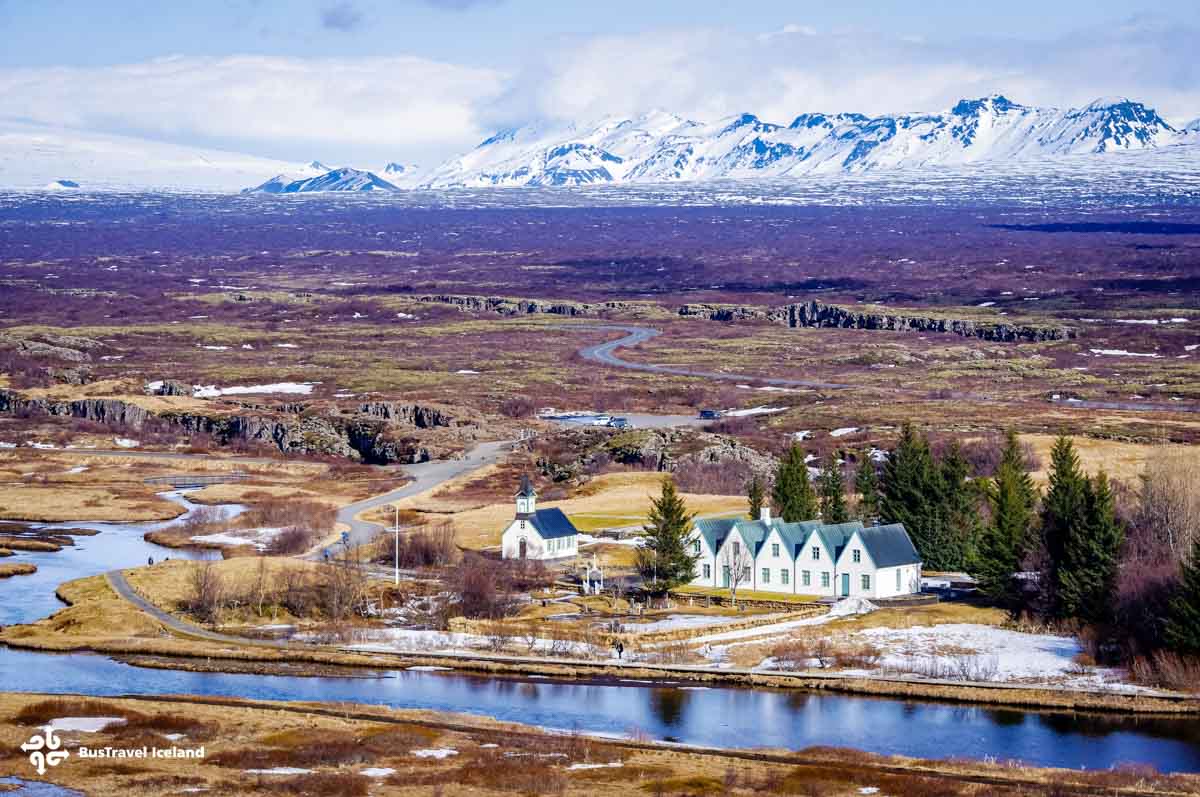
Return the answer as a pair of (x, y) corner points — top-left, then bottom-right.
(687, 508), (922, 600)
(500, 475), (581, 561)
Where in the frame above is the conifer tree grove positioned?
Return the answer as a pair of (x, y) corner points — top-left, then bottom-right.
(975, 430), (1038, 611)
(937, 439), (979, 569)
(855, 454), (880, 520)
(637, 477), (699, 592)
(772, 444), (820, 522)
(1057, 471), (1124, 623)
(1166, 536), (1200, 656)
(746, 475), (765, 521)
(819, 456), (849, 523)
(1040, 434), (1087, 617)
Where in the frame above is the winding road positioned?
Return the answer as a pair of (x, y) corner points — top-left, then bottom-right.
(572, 324), (1199, 414)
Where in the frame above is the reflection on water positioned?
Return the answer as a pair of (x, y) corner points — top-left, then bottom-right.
(0, 491), (233, 626)
(1, 647), (1197, 773)
(0, 776), (84, 796)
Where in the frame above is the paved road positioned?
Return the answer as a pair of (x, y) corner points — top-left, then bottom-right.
(575, 324), (853, 390)
(571, 324), (1199, 415)
(329, 439), (513, 553)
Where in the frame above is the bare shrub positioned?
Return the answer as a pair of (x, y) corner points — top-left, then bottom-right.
(1136, 448), (1200, 563)
(769, 638), (815, 670)
(500, 396), (536, 419)
(265, 526), (317, 556)
(377, 522), (458, 569)
(834, 643), (882, 670)
(447, 553), (516, 620)
(186, 561), (225, 624)
(672, 459), (753, 496)
(1131, 651), (1200, 691)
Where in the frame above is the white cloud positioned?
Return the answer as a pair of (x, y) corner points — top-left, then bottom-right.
(0, 16), (1195, 165)
(0, 54), (506, 163)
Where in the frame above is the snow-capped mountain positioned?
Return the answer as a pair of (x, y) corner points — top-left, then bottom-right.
(245, 167), (398, 193)
(44, 179), (80, 190)
(377, 161), (425, 188)
(419, 96), (1191, 188)
(0, 120), (315, 191)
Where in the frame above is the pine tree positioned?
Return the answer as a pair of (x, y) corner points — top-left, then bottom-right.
(880, 423), (941, 563)
(1166, 536), (1200, 655)
(975, 430), (1038, 612)
(937, 439), (978, 569)
(772, 444), (819, 522)
(1040, 434), (1087, 617)
(1057, 471), (1124, 623)
(819, 456), (849, 523)
(746, 475), (765, 521)
(637, 477), (699, 593)
(855, 453), (880, 520)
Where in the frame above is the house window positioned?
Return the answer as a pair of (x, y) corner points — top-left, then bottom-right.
(802, 570), (811, 587)
(781, 569), (789, 585)
(896, 569), (902, 591)
(519, 520), (525, 530)
(703, 564), (711, 579)
(742, 566), (751, 582)
(761, 568), (770, 584)
(733, 542), (740, 558)
(694, 539), (701, 554)
(861, 574), (871, 590)
(852, 549), (861, 563)
(811, 546), (820, 561)
(821, 571), (830, 588)
(772, 543), (780, 557)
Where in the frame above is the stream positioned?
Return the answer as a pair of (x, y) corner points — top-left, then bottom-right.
(1, 495), (1199, 773)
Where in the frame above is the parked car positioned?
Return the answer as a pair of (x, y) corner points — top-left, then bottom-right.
(607, 417), (632, 429)
(698, 409), (724, 420)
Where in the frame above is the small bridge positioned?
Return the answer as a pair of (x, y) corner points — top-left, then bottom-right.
(144, 472), (250, 489)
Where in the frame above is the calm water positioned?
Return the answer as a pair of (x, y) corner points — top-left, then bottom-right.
(2, 495), (1199, 772)
(0, 491), (228, 625)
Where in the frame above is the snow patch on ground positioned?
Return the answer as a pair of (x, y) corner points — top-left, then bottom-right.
(246, 767), (313, 775)
(361, 767), (396, 777)
(830, 427), (861, 437)
(412, 748), (458, 759)
(724, 406), (786, 417)
(113, 437), (139, 448)
(193, 382), (316, 398)
(627, 614), (751, 633)
(568, 762), (623, 770)
(454, 369), (480, 374)
(190, 526), (285, 549)
(1089, 348), (1160, 358)
(46, 717), (126, 733)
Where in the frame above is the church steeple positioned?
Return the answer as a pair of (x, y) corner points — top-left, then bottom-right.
(515, 474), (537, 517)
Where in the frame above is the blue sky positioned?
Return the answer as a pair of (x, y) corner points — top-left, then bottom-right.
(1, 1), (1197, 163)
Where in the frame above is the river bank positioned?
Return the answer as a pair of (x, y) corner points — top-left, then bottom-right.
(1, 692), (1197, 797)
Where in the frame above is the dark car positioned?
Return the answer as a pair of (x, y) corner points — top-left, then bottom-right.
(607, 417), (631, 429)
(698, 409), (723, 420)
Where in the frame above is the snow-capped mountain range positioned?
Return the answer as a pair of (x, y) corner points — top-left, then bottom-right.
(1, 95), (1196, 192)
(420, 96), (1194, 188)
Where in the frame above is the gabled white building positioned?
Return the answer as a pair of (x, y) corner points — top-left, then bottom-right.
(500, 475), (580, 561)
(687, 508), (922, 599)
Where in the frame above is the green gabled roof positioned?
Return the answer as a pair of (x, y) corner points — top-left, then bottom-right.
(855, 523), (922, 568)
(774, 520), (822, 558)
(732, 519), (772, 557)
(694, 517), (737, 554)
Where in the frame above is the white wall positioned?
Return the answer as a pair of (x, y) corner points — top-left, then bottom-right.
(687, 530), (719, 587)
(874, 564), (922, 598)
(500, 519), (576, 561)
(755, 528), (795, 594)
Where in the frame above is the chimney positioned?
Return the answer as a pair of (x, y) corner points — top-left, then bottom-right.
(759, 506), (772, 524)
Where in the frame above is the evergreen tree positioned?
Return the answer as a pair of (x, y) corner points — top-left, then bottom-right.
(772, 444), (819, 522)
(880, 423), (941, 564)
(637, 478), (699, 593)
(1166, 536), (1200, 655)
(746, 475), (765, 521)
(854, 453), (880, 520)
(1057, 471), (1124, 623)
(937, 439), (979, 569)
(975, 430), (1038, 612)
(1040, 434), (1087, 617)
(819, 456), (849, 523)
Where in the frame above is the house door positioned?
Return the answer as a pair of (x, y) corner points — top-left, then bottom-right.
(518, 539), (527, 560)
(840, 573), (850, 597)
(722, 566), (730, 588)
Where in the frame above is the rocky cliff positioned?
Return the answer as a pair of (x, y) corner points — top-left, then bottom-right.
(0, 390), (471, 464)
(413, 294), (632, 317)
(679, 300), (1075, 342)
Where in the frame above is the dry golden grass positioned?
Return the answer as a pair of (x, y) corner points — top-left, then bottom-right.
(430, 471), (747, 550)
(0, 562), (36, 578)
(1024, 433), (1179, 485)
(0, 485), (185, 522)
(0, 575), (164, 649)
(123, 557), (320, 619)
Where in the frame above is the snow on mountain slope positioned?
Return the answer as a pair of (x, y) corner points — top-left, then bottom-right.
(420, 96), (1193, 188)
(0, 121), (313, 191)
(245, 167), (398, 193)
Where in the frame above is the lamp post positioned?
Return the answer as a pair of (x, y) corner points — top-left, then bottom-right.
(393, 504), (400, 587)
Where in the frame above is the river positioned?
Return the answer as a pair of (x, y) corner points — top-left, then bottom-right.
(1, 496), (1199, 773)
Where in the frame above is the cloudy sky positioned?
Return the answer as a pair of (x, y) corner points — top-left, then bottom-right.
(1, 0), (1198, 165)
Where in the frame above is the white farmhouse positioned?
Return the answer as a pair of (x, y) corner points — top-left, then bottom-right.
(500, 475), (580, 561)
(687, 508), (922, 599)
